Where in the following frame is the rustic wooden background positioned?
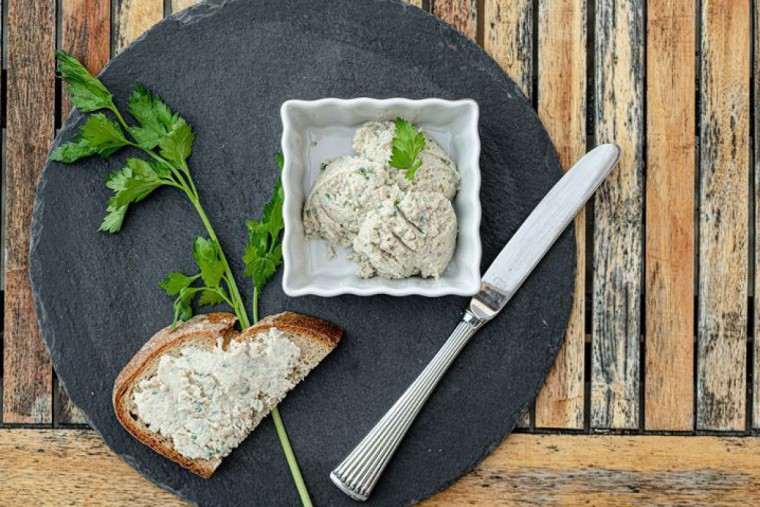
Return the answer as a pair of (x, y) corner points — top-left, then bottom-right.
(1, 0), (759, 504)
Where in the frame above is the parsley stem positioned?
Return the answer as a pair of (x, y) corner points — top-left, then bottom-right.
(272, 408), (313, 507)
(252, 287), (260, 324)
(110, 105), (131, 134)
(252, 287), (312, 507)
(187, 195), (250, 328)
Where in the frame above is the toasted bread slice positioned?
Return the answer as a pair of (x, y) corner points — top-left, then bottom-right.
(113, 312), (342, 478)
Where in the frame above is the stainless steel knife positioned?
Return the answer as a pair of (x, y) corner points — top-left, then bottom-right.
(330, 144), (621, 502)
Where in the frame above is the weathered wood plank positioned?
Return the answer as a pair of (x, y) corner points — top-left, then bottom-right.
(3, 0), (56, 424)
(755, 0), (760, 431)
(114, 0), (163, 53)
(698, 0), (750, 431)
(482, 0), (532, 429)
(4, 430), (760, 505)
(171, 0), (198, 13)
(644, 0), (696, 431)
(61, 0), (110, 115)
(431, 0), (477, 42)
(482, 0), (532, 99)
(0, 0), (4, 291)
(534, 0), (586, 430)
(56, 0), (112, 426)
(591, 0), (644, 430)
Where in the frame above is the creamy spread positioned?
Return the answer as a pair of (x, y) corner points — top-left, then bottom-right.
(132, 328), (301, 461)
(303, 120), (461, 280)
(353, 121), (460, 199)
(303, 155), (398, 247)
(353, 191), (457, 279)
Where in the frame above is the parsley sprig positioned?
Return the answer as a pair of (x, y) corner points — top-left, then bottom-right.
(52, 51), (311, 506)
(52, 50), (249, 325)
(244, 153), (285, 321)
(160, 237), (235, 325)
(389, 117), (426, 180)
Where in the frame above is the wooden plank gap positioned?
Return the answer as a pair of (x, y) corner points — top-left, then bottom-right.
(753, 0), (760, 429)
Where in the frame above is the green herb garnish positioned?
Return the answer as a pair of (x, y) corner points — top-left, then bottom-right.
(389, 117), (426, 180)
(53, 52), (312, 507)
(243, 153), (285, 322)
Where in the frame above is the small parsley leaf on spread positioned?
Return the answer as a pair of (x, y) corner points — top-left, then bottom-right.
(389, 117), (426, 180)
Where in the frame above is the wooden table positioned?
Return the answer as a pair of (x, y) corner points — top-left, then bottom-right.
(1, 0), (758, 505)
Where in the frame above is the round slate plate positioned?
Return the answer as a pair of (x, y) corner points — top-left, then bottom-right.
(30, 0), (574, 505)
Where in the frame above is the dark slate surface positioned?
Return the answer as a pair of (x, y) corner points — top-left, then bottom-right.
(29, 0), (574, 505)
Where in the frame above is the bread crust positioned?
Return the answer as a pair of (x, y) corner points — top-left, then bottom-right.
(251, 311), (343, 347)
(112, 311), (342, 478)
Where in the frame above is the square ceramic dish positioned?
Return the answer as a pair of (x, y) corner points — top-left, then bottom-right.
(280, 98), (481, 297)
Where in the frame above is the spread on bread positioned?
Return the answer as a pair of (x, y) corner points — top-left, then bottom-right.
(133, 328), (301, 461)
(113, 312), (342, 478)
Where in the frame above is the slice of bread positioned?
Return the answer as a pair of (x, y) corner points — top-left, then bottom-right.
(113, 312), (342, 478)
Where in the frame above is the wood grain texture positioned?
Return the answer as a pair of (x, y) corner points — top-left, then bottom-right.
(431, 0), (477, 41)
(644, 0), (695, 431)
(114, 0), (163, 53)
(56, 0), (112, 426)
(533, 0), (587, 430)
(483, 0), (533, 99)
(172, 0), (198, 13)
(697, 0), (750, 432)
(3, 0), (56, 424)
(0, 0), (4, 291)
(591, 0), (644, 430)
(756, 0), (760, 431)
(4, 430), (760, 506)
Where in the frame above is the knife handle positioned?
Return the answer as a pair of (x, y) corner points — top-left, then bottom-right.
(330, 311), (484, 501)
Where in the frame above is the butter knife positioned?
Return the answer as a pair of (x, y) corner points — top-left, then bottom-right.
(330, 144), (621, 501)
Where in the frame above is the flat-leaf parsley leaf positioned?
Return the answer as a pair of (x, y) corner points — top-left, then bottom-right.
(389, 117), (426, 180)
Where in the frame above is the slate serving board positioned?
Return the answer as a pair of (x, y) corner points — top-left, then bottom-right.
(30, 0), (575, 505)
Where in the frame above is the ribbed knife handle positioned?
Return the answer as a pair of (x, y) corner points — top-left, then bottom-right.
(330, 312), (484, 501)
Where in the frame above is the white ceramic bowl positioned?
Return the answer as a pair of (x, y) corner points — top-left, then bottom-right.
(281, 98), (481, 297)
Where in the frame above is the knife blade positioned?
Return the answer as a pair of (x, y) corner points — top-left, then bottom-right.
(471, 143), (621, 320)
(330, 144), (621, 502)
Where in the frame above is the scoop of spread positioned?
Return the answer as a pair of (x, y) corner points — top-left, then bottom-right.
(353, 121), (460, 200)
(133, 328), (300, 461)
(304, 121), (461, 279)
(303, 155), (396, 247)
(354, 192), (457, 279)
